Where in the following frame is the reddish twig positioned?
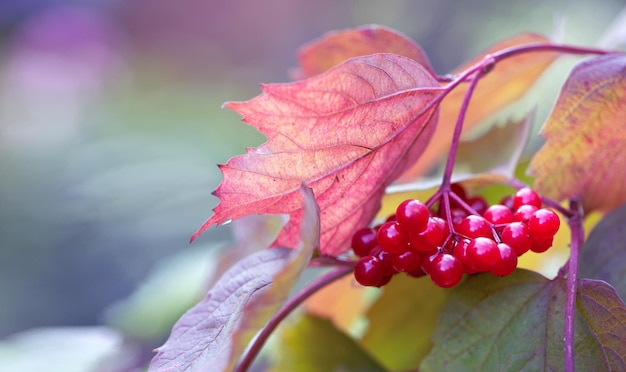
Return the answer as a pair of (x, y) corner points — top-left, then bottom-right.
(236, 266), (353, 371)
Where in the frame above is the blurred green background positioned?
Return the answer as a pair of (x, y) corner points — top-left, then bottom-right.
(0, 0), (623, 370)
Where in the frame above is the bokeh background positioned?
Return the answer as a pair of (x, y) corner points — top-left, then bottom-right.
(0, 0), (624, 370)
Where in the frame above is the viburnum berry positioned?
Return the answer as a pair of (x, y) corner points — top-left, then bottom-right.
(396, 199), (429, 233)
(352, 184), (559, 289)
(385, 214), (397, 222)
(466, 237), (500, 272)
(406, 267), (427, 278)
(449, 207), (468, 230)
(466, 196), (489, 216)
(530, 236), (554, 253)
(376, 275), (393, 287)
(377, 221), (409, 255)
(420, 251), (440, 275)
(499, 195), (514, 210)
(501, 222), (532, 256)
(449, 183), (468, 208)
(483, 204), (514, 225)
(490, 243), (518, 276)
(513, 187), (542, 210)
(409, 216), (447, 252)
(452, 238), (477, 274)
(429, 253), (464, 288)
(373, 249), (398, 277)
(513, 204), (538, 224)
(528, 208), (560, 239)
(390, 249), (422, 273)
(351, 227), (378, 257)
(354, 255), (385, 287)
(457, 215), (492, 239)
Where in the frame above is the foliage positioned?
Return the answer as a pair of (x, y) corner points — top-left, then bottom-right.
(151, 25), (626, 371)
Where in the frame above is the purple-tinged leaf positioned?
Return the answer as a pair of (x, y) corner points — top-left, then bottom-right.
(149, 186), (319, 372)
(420, 269), (626, 371)
(577, 279), (626, 369)
(579, 203), (626, 300)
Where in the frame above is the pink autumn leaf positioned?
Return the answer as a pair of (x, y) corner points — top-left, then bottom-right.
(293, 24), (434, 79)
(192, 53), (441, 255)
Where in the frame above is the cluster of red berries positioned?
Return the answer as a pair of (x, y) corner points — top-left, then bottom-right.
(351, 185), (560, 288)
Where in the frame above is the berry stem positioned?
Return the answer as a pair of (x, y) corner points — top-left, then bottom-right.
(235, 266), (353, 372)
(441, 67), (486, 189)
(438, 65), (486, 230)
(563, 199), (584, 372)
(491, 42), (610, 62)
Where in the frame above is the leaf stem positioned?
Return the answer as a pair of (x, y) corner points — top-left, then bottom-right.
(235, 266), (353, 371)
(563, 199), (584, 372)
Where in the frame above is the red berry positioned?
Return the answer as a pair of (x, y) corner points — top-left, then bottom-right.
(530, 236), (554, 253)
(420, 251), (439, 275)
(449, 208), (468, 230)
(351, 227), (378, 257)
(396, 199), (429, 233)
(377, 222), (409, 254)
(490, 243), (518, 276)
(528, 209), (560, 239)
(452, 239), (477, 274)
(376, 275), (393, 287)
(390, 249), (422, 273)
(354, 255), (385, 287)
(483, 204), (514, 225)
(409, 217), (447, 252)
(429, 253), (464, 288)
(373, 249), (398, 277)
(499, 195), (514, 210)
(513, 187), (542, 210)
(501, 222), (532, 256)
(466, 237), (500, 272)
(457, 215), (492, 239)
(466, 196), (489, 215)
(407, 267), (427, 278)
(513, 204), (538, 224)
(450, 183), (468, 204)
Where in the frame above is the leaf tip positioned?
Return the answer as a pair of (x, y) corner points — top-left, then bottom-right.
(190, 217), (218, 243)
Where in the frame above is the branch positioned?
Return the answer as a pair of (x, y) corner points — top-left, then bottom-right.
(563, 199), (584, 372)
(235, 266), (353, 371)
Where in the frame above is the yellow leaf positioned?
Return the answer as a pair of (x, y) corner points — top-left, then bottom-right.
(529, 53), (626, 212)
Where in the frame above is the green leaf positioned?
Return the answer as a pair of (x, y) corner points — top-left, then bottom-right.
(421, 270), (626, 371)
(149, 186), (319, 372)
(579, 203), (626, 300)
(360, 274), (448, 370)
(271, 314), (385, 372)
